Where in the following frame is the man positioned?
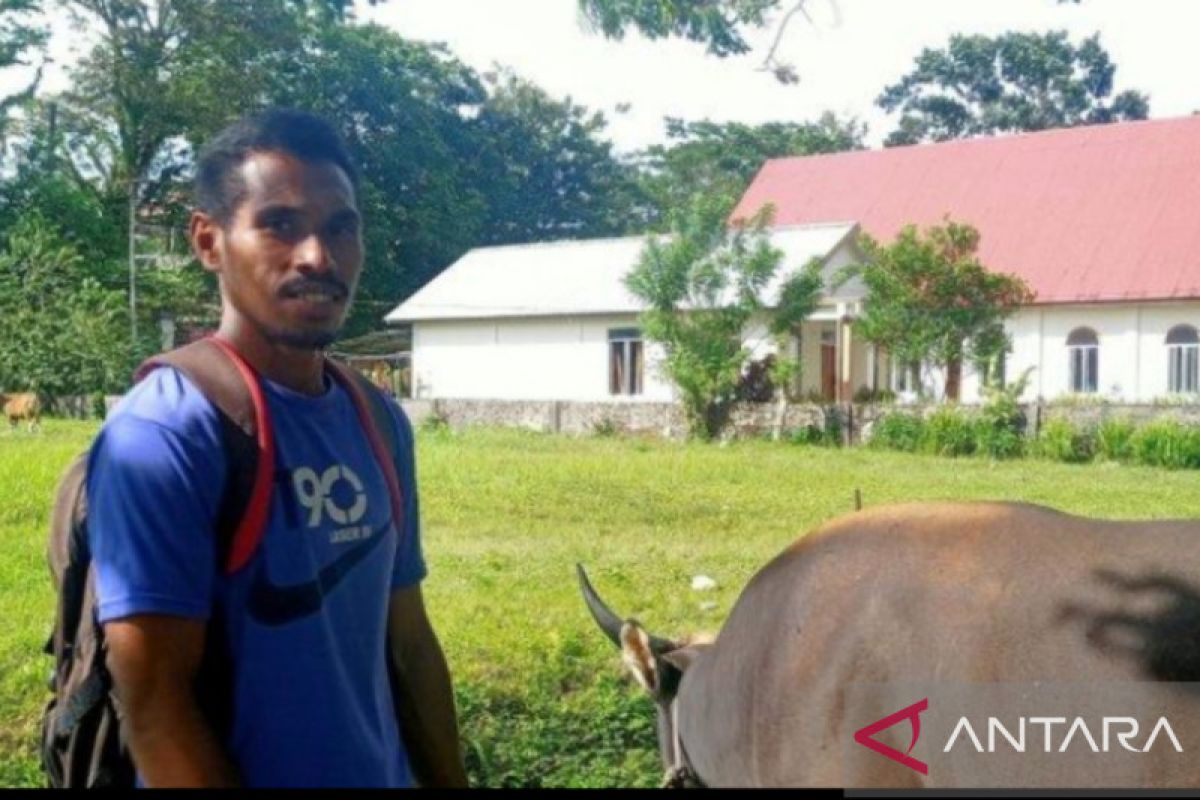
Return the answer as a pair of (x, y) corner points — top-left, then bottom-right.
(86, 109), (468, 788)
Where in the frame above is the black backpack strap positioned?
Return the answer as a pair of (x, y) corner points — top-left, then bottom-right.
(134, 336), (276, 574)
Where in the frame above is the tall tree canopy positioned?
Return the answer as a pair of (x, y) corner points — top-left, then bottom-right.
(0, 0), (46, 135)
(576, 0), (836, 82)
(878, 31), (1150, 146)
(8, 2), (648, 345)
(467, 70), (648, 247)
(635, 113), (864, 225)
(268, 22), (490, 335)
(577, 0), (782, 57)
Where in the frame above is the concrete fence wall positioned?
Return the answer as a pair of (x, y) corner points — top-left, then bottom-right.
(46, 394), (1200, 441)
(41, 395), (124, 419)
(399, 398), (1200, 443)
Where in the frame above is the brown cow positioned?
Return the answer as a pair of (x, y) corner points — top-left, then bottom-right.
(4, 392), (42, 432)
(580, 501), (1200, 788)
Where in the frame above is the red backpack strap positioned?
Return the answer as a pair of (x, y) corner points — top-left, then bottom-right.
(134, 336), (276, 575)
(324, 359), (405, 540)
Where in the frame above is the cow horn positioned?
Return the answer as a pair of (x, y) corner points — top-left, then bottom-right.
(576, 564), (678, 655)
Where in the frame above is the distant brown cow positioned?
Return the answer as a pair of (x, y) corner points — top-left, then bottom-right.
(3, 392), (41, 431)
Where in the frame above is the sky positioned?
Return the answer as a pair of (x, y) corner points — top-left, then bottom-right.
(359, 0), (1200, 152)
(12, 0), (1200, 154)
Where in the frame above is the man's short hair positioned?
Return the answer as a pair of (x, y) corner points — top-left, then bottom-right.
(195, 108), (358, 225)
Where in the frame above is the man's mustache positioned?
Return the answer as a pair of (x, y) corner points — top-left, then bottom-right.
(279, 276), (350, 300)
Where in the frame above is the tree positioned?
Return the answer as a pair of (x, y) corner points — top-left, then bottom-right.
(577, 0), (842, 83)
(840, 220), (1034, 401)
(624, 194), (822, 440)
(35, 2), (403, 349)
(272, 34), (653, 335)
(577, 0), (782, 57)
(0, 213), (130, 398)
(0, 0), (47, 142)
(878, 31), (1150, 146)
(267, 23), (491, 336)
(635, 113), (864, 225)
(468, 70), (648, 246)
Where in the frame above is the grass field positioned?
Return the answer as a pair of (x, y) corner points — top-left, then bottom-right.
(5, 420), (1200, 787)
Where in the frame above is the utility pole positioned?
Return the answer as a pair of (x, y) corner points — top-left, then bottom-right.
(128, 177), (138, 349)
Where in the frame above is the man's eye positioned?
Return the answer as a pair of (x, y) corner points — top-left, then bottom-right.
(267, 217), (298, 237)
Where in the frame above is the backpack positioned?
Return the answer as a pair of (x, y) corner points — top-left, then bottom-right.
(39, 336), (406, 789)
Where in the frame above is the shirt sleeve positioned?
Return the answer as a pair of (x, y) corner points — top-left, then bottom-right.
(385, 400), (428, 590)
(87, 412), (226, 623)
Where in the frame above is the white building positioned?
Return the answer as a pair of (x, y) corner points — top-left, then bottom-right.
(385, 224), (872, 403)
(732, 115), (1200, 404)
(387, 116), (1200, 406)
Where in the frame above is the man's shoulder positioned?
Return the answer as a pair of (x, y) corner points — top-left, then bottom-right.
(98, 365), (223, 453)
(85, 365), (228, 518)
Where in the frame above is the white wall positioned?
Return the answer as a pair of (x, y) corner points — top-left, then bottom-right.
(412, 315), (676, 402)
(967, 302), (1200, 403)
(412, 300), (1200, 405)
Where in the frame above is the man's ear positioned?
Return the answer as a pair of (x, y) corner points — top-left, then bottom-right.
(190, 210), (224, 274)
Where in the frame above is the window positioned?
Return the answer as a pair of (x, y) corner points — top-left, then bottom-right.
(1167, 325), (1200, 394)
(1067, 327), (1099, 394)
(609, 328), (643, 396)
(890, 357), (917, 395)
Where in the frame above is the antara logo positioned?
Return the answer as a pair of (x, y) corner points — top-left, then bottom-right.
(853, 698), (1184, 776)
(853, 698), (929, 775)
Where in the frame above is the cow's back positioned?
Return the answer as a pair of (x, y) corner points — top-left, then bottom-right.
(677, 502), (1200, 788)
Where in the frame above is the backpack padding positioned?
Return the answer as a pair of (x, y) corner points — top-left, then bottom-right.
(46, 453), (89, 655)
(135, 337), (276, 575)
(325, 359), (405, 543)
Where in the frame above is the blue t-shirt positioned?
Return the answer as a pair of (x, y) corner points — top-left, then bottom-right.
(86, 366), (427, 788)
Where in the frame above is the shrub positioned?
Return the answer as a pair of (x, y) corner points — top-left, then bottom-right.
(590, 417), (620, 438)
(735, 355), (776, 403)
(1130, 421), (1200, 470)
(789, 410), (843, 447)
(868, 412), (926, 453)
(975, 426), (1024, 460)
(1095, 418), (1136, 462)
(419, 409), (451, 434)
(921, 407), (978, 457)
(853, 386), (896, 404)
(789, 424), (824, 446)
(974, 372), (1030, 460)
(1034, 418), (1095, 463)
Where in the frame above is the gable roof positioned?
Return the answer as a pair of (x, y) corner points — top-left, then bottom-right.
(732, 115), (1200, 305)
(384, 222), (858, 323)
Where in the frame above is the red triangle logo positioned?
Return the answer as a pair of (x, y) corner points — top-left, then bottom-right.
(852, 698), (930, 776)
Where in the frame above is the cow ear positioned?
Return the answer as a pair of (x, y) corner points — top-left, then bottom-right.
(619, 620), (660, 694)
(661, 642), (712, 672)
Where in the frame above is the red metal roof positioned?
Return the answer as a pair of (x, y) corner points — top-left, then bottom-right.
(732, 116), (1200, 305)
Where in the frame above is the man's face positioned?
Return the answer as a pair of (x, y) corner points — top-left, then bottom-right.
(192, 150), (363, 349)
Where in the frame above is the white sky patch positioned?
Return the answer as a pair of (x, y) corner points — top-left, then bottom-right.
(362, 0), (1200, 152)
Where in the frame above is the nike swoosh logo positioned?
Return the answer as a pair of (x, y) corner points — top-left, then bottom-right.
(246, 523), (390, 627)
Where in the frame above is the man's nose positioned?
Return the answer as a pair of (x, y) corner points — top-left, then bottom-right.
(294, 232), (334, 273)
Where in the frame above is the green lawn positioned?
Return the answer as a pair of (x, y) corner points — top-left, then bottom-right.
(5, 420), (1200, 787)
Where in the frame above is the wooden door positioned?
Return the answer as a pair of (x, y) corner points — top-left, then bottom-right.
(821, 344), (837, 402)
